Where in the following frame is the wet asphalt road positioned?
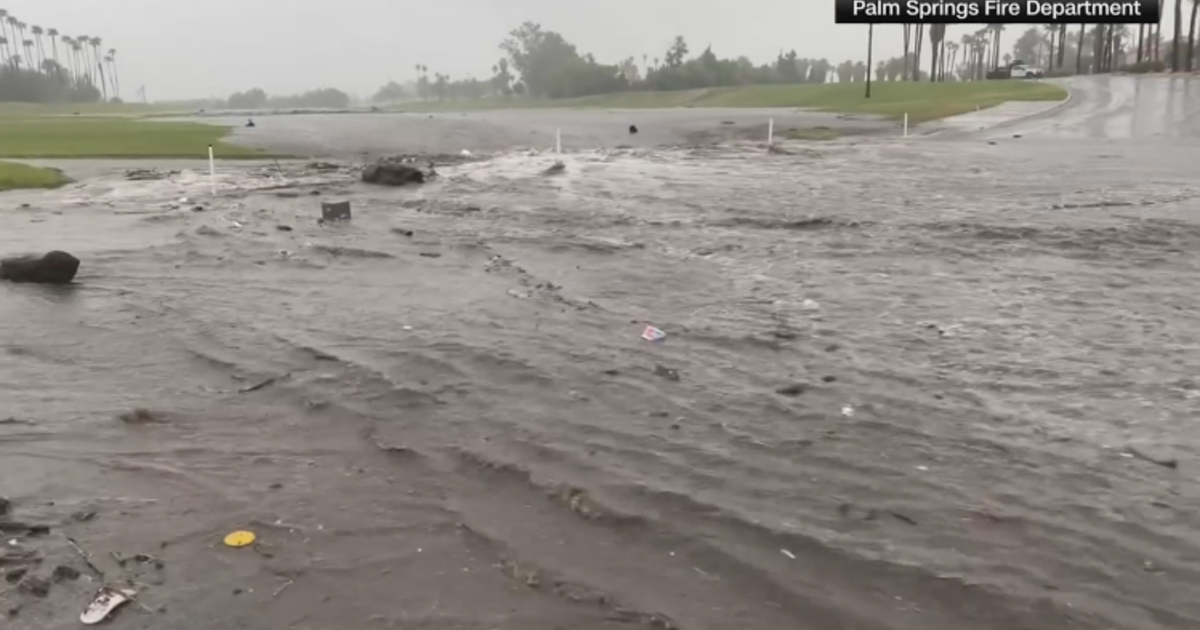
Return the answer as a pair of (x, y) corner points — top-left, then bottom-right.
(988, 74), (1200, 143)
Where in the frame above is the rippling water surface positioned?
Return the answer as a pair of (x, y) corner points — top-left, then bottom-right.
(1, 136), (1198, 630)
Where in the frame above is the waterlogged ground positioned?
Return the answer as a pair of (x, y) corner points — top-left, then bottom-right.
(1, 90), (1198, 630)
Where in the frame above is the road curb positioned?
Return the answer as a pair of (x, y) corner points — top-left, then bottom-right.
(917, 83), (1074, 139)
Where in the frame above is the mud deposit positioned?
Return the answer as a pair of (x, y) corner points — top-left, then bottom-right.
(1, 138), (1198, 630)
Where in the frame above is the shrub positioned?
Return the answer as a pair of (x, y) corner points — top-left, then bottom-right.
(1119, 60), (1167, 73)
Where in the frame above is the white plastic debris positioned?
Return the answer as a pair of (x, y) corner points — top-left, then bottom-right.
(461, 149), (472, 156)
(641, 325), (667, 342)
(80, 587), (137, 625)
(841, 405), (855, 417)
(781, 549), (796, 560)
(801, 299), (820, 311)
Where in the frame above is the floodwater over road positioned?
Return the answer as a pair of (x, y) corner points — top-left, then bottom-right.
(1, 77), (1198, 630)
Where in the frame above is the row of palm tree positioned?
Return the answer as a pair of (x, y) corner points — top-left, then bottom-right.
(0, 8), (119, 100)
(867, 16), (1185, 92)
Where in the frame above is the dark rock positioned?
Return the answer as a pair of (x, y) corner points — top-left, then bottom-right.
(4, 568), (25, 583)
(51, 565), (80, 582)
(361, 160), (426, 186)
(628, 125), (639, 134)
(653, 365), (680, 382)
(0, 251), (80, 284)
(0, 497), (8, 515)
(418, 252), (441, 258)
(775, 383), (807, 397)
(391, 228), (414, 237)
(17, 575), (50, 598)
(276, 225), (293, 232)
(118, 408), (164, 424)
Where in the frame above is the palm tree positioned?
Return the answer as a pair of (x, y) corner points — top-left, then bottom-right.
(30, 24), (43, 71)
(865, 22), (874, 97)
(60, 34), (75, 82)
(21, 38), (31, 68)
(1156, 0), (1165, 60)
(1075, 24), (1086, 73)
(0, 9), (9, 60)
(929, 23), (946, 81)
(106, 48), (119, 98)
(911, 23), (925, 80)
(89, 36), (107, 100)
(0, 37), (7, 65)
(70, 39), (85, 85)
(902, 24), (912, 78)
(1174, 0), (1185, 70)
(989, 24), (1006, 70)
(1188, 0), (1200, 71)
(75, 33), (92, 84)
(946, 40), (960, 79)
(46, 27), (57, 65)
(5, 17), (18, 61)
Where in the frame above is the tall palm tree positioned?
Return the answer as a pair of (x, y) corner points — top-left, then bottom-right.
(902, 24), (912, 78)
(990, 24), (1006, 69)
(865, 22), (874, 97)
(29, 24), (43, 71)
(1174, 0), (1185, 70)
(89, 36), (107, 99)
(1076, 24), (1086, 73)
(106, 48), (119, 98)
(60, 34), (75, 82)
(929, 24), (945, 81)
(21, 38), (31, 69)
(0, 9), (10, 60)
(46, 27), (57, 64)
(1188, 0), (1200, 70)
(70, 39), (85, 85)
(911, 23), (925, 80)
(4, 16), (18, 62)
(75, 33), (92, 84)
(1155, 0), (1165, 60)
(0, 37), (7, 66)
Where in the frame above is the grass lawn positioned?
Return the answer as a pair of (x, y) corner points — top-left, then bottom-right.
(0, 116), (279, 159)
(0, 161), (71, 192)
(394, 81), (1067, 123)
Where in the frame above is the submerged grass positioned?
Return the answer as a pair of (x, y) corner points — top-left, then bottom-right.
(394, 80), (1067, 122)
(0, 160), (71, 191)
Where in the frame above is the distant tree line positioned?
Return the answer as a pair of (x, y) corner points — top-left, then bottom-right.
(0, 8), (118, 103)
(225, 87), (351, 109)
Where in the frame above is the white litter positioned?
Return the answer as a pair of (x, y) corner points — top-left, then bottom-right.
(781, 549), (796, 560)
(801, 299), (820, 311)
(841, 405), (855, 417)
(80, 587), (137, 625)
(460, 149), (472, 156)
(641, 325), (667, 342)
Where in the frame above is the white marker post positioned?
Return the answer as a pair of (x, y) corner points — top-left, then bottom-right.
(903, 113), (909, 138)
(207, 144), (216, 195)
(767, 118), (774, 148)
(555, 128), (562, 154)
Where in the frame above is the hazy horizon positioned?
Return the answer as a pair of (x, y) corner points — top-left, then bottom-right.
(1, 1), (1175, 101)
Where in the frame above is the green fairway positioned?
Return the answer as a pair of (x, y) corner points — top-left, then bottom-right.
(394, 81), (1067, 123)
(0, 116), (277, 159)
(0, 161), (71, 192)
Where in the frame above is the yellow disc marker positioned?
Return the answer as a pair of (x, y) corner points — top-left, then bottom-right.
(223, 530), (256, 548)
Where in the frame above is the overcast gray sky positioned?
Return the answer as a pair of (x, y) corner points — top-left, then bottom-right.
(0, 1), (1162, 101)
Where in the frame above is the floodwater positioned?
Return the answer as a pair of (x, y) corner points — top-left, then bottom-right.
(1, 78), (1198, 630)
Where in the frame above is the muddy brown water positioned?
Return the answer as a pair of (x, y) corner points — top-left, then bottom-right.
(0, 111), (1198, 630)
